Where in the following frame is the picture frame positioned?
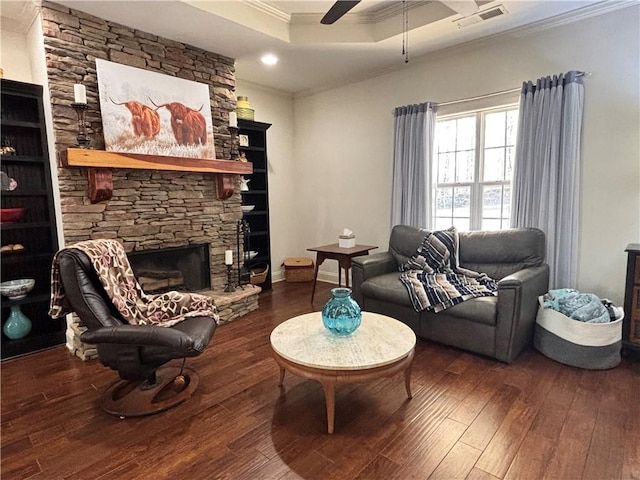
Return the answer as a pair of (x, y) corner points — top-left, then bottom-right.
(239, 134), (249, 147)
(96, 59), (216, 159)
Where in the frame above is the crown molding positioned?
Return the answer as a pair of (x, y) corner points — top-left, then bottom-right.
(244, 0), (291, 23)
(244, 0), (430, 26)
(508, 0), (638, 37)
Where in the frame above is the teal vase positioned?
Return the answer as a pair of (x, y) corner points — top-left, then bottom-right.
(3, 305), (32, 339)
(322, 287), (362, 336)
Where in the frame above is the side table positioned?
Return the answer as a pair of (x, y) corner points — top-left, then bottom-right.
(307, 243), (377, 303)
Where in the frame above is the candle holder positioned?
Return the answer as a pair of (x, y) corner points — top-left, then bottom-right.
(71, 102), (91, 149)
(224, 264), (235, 292)
(228, 125), (239, 160)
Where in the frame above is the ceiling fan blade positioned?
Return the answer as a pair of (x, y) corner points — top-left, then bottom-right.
(321, 1), (361, 25)
(440, 0), (479, 17)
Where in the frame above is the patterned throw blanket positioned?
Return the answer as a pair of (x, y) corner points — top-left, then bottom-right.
(400, 228), (498, 313)
(49, 239), (219, 328)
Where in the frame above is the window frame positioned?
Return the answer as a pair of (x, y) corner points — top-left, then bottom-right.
(433, 103), (519, 232)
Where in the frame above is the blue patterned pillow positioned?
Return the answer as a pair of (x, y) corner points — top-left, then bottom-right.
(401, 227), (459, 273)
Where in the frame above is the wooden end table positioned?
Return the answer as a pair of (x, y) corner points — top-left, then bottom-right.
(307, 243), (377, 303)
(270, 311), (416, 434)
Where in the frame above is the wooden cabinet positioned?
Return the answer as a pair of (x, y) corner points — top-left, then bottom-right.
(623, 244), (640, 358)
(239, 119), (272, 291)
(1, 79), (63, 359)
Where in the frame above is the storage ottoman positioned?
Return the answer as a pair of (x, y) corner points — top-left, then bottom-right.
(534, 297), (623, 369)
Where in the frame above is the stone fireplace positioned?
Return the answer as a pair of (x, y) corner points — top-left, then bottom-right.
(41, 2), (259, 358)
(42, 1), (242, 287)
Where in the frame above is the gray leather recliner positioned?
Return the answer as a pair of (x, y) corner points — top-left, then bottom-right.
(352, 225), (549, 363)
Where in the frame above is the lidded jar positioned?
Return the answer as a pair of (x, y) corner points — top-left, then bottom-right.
(321, 287), (362, 336)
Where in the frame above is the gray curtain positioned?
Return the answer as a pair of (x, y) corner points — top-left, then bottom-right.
(391, 102), (437, 229)
(511, 71), (584, 288)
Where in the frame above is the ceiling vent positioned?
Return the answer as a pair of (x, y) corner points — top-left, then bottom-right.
(456, 5), (508, 28)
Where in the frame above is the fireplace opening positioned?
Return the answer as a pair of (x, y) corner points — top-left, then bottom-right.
(128, 244), (210, 294)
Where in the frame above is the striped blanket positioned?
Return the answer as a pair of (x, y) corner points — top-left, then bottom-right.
(400, 228), (497, 313)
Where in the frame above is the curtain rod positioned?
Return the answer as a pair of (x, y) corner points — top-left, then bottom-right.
(436, 71), (591, 107)
(394, 72), (592, 113)
(437, 87), (521, 107)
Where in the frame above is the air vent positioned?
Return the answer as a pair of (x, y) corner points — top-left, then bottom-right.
(457, 5), (508, 28)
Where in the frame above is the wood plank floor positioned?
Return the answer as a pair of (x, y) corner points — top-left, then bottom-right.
(2, 280), (639, 480)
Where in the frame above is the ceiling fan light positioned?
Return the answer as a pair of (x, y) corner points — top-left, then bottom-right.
(261, 53), (278, 65)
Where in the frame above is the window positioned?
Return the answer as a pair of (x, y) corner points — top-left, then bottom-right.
(433, 106), (518, 231)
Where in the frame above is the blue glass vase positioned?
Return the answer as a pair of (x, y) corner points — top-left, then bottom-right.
(3, 305), (32, 340)
(322, 287), (362, 336)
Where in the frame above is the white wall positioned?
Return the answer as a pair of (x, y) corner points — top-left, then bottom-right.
(0, 29), (34, 82)
(235, 81), (295, 281)
(288, 5), (640, 304)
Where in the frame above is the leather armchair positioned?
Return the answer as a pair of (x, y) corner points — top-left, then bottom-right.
(352, 226), (549, 363)
(56, 248), (217, 416)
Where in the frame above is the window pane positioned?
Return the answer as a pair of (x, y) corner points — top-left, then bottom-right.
(482, 186), (503, 219)
(452, 218), (470, 232)
(436, 188), (452, 218)
(456, 150), (474, 183)
(435, 217), (453, 231)
(505, 146), (514, 180)
(438, 153), (455, 183)
(485, 111), (506, 148)
(437, 120), (456, 152)
(456, 117), (476, 151)
(453, 186), (471, 218)
(483, 148), (505, 182)
(482, 218), (502, 231)
(503, 186), (511, 219)
(506, 110), (518, 145)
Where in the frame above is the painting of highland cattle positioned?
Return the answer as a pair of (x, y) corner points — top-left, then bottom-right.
(96, 59), (215, 159)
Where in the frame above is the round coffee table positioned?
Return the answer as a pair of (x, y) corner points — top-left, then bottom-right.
(270, 311), (416, 434)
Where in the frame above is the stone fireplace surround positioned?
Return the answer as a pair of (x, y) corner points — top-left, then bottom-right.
(41, 2), (259, 357)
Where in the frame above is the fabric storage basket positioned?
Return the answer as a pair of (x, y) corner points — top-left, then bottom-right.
(534, 296), (623, 369)
(283, 257), (314, 282)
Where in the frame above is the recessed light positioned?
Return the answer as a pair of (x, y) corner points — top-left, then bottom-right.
(261, 54), (278, 66)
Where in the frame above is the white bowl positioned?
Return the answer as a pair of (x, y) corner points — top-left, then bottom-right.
(241, 205), (255, 213)
(243, 251), (259, 260)
(0, 279), (35, 299)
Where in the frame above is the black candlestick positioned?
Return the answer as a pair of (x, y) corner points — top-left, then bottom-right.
(71, 102), (91, 149)
(224, 264), (235, 292)
(237, 219), (250, 287)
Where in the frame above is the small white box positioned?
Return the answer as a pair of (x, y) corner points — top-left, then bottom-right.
(339, 236), (356, 248)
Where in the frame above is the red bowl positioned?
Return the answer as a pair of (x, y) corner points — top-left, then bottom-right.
(0, 208), (25, 224)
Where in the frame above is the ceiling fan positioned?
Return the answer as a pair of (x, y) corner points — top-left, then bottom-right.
(320, 0), (479, 25)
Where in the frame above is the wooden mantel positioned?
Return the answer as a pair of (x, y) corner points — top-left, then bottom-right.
(61, 148), (252, 202)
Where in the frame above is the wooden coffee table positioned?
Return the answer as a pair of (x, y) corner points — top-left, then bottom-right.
(270, 311), (416, 434)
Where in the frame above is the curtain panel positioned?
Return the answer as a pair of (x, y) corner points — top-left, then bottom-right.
(511, 71), (585, 288)
(391, 102), (437, 229)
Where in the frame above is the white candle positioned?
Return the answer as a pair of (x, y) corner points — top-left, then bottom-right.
(225, 249), (233, 265)
(229, 111), (238, 128)
(74, 83), (87, 104)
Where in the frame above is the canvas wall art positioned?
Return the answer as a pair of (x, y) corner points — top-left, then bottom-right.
(96, 59), (215, 159)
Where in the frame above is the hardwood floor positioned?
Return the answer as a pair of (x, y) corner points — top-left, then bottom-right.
(2, 280), (639, 480)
